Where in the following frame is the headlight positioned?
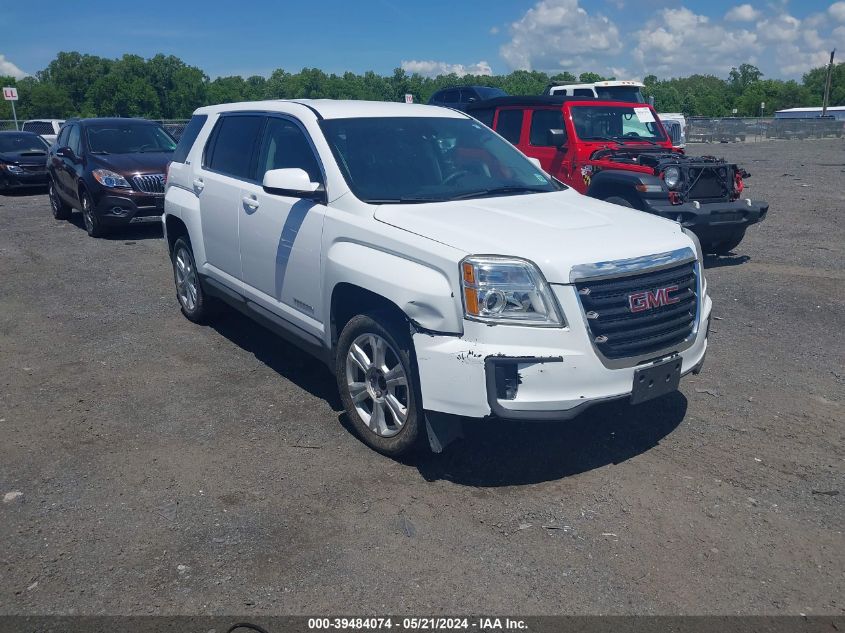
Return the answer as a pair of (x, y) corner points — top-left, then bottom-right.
(460, 256), (564, 326)
(92, 169), (130, 188)
(1, 163), (24, 174)
(681, 227), (703, 263)
(663, 165), (681, 189)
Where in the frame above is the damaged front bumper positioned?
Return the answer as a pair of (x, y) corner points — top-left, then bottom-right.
(414, 285), (711, 421)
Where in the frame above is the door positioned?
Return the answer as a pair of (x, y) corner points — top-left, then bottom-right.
(527, 108), (572, 185)
(58, 124), (81, 200)
(195, 113), (264, 283)
(238, 115), (327, 337)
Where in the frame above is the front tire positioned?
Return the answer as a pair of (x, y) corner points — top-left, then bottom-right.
(49, 179), (72, 220)
(80, 189), (105, 237)
(336, 313), (423, 456)
(172, 237), (213, 323)
(703, 229), (746, 255)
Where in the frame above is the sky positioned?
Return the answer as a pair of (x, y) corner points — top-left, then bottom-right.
(1, 0), (843, 82)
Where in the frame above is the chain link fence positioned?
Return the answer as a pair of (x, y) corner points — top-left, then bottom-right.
(687, 117), (845, 143)
(3, 117), (843, 144)
(0, 119), (190, 139)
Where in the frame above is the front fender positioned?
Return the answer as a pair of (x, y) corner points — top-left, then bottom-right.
(586, 169), (663, 197)
(325, 241), (462, 335)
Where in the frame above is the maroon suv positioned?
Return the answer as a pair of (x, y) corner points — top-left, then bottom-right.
(47, 118), (176, 237)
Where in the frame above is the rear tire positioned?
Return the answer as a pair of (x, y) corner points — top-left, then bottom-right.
(336, 312), (423, 457)
(80, 189), (105, 238)
(171, 237), (213, 323)
(49, 179), (72, 220)
(703, 229), (746, 255)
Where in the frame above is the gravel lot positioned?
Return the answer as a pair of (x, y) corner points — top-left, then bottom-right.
(1, 139), (843, 616)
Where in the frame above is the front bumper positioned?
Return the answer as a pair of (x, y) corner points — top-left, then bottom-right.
(0, 169), (49, 189)
(94, 191), (164, 226)
(414, 285), (712, 421)
(642, 197), (768, 240)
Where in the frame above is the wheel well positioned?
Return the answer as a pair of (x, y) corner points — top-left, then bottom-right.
(330, 283), (408, 347)
(165, 215), (189, 256)
(589, 182), (641, 208)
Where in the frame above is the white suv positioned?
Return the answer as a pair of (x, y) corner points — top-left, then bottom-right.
(163, 100), (711, 456)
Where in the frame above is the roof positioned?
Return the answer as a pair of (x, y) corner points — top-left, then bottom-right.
(0, 130), (42, 135)
(775, 106), (845, 113)
(195, 99), (468, 120)
(466, 95), (598, 110)
(77, 117), (159, 126)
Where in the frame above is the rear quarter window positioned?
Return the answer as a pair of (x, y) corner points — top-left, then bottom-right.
(171, 114), (208, 164)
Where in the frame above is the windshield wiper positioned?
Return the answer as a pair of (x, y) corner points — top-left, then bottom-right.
(89, 150), (110, 155)
(582, 136), (620, 143)
(450, 186), (550, 201)
(613, 136), (658, 146)
(367, 197), (447, 204)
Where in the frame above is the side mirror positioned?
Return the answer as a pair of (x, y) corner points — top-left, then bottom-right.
(263, 168), (323, 199)
(548, 129), (567, 148)
(56, 147), (72, 159)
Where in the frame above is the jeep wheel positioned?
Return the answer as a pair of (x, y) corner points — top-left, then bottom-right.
(336, 313), (423, 457)
(49, 179), (72, 220)
(172, 237), (213, 323)
(81, 190), (105, 238)
(703, 229), (746, 256)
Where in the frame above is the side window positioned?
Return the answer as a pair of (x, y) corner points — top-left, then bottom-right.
(172, 114), (207, 164)
(471, 108), (495, 128)
(205, 115), (264, 180)
(67, 125), (81, 155)
(255, 117), (322, 183)
(440, 89), (459, 103)
(530, 109), (566, 146)
(494, 109), (524, 145)
(57, 126), (69, 147)
(459, 89), (478, 104)
(573, 88), (594, 97)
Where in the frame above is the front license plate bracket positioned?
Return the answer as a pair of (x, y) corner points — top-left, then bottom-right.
(630, 357), (682, 405)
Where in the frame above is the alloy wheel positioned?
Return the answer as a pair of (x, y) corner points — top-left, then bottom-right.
(174, 246), (198, 313)
(82, 195), (94, 232)
(345, 333), (409, 437)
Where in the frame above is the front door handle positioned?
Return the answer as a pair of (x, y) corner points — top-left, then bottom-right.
(242, 195), (259, 209)
(192, 178), (204, 193)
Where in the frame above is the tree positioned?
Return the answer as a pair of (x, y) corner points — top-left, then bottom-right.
(578, 72), (606, 83)
(15, 77), (73, 119)
(729, 64), (763, 94)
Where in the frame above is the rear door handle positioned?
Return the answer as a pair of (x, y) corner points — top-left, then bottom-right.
(192, 178), (204, 192)
(242, 195), (259, 209)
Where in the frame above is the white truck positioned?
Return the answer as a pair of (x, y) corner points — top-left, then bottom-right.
(21, 119), (65, 145)
(163, 100), (711, 456)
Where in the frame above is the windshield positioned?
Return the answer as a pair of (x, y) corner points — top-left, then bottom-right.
(570, 105), (667, 143)
(594, 87), (645, 103)
(475, 87), (507, 99)
(320, 117), (559, 203)
(0, 133), (49, 153)
(85, 124), (176, 154)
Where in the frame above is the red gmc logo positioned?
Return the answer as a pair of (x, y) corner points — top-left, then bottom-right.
(628, 285), (680, 313)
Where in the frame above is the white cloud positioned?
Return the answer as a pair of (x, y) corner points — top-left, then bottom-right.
(489, 26), (499, 35)
(0, 54), (27, 80)
(401, 59), (493, 77)
(829, 2), (845, 22)
(498, 1), (841, 78)
(725, 4), (761, 22)
(499, 0), (621, 72)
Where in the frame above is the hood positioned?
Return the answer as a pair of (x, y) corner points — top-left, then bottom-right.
(0, 150), (48, 166)
(90, 151), (172, 175)
(374, 189), (694, 284)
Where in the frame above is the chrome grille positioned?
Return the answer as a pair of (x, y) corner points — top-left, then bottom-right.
(132, 174), (165, 194)
(663, 120), (682, 146)
(575, 262), (698, 361)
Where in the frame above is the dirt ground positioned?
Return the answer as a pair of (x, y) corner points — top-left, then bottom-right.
(0, 139), (842, 616)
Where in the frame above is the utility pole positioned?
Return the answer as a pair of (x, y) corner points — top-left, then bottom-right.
(822, 49), (836, 118)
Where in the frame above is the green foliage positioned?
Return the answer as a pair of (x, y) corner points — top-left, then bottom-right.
(3, 52), (844, 121)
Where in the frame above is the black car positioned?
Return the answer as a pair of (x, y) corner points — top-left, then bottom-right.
(47, 118), (176, 237)
(427, 85), (507, 111)
(0, 131), (50, 191)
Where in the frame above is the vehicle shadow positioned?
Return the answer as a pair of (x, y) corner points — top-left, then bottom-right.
(0, 187), (48, 201)
(208, 306), (343, 411)
(67, 213), (163, 241)
(412, 392), (687, 486)
(204, 303), (686, 486)
(703, 253), (750, 269)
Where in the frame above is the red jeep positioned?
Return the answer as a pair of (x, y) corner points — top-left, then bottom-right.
(467, 96), (768, 255)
